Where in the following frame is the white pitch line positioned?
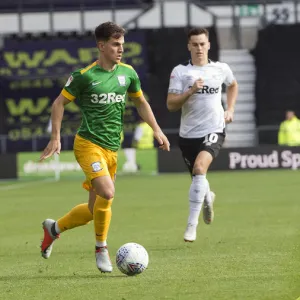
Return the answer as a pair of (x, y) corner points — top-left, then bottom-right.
(0, 178), (54, 191)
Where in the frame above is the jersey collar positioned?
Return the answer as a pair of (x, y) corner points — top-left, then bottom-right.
(189, 59), (211, 66)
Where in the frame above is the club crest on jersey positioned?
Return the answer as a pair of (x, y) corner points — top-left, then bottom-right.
(117, 75), (126, 86)
(65, 75), (73, 87)
(91, 161), (103, 172)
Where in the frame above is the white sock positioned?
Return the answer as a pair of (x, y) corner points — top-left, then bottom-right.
(204, 179), (212, 205)
(188, 174), (208, 225)
(55, 222), (61, 234)
(123, 148), (136, 164)
(96, 240), (107, 248)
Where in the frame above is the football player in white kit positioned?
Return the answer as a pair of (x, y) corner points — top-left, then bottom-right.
(167, 28), (238, 242)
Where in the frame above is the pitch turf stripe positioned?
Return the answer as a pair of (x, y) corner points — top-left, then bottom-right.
(0, 178), (53, 191)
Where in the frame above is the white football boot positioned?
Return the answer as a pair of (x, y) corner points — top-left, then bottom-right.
(95, 247), (113, 273)
(184, 223), (197, 242)
(203, 191), (216, 225)
(41, 219), (60, 259)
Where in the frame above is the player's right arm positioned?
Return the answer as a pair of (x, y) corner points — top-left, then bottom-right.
(167, 67), (203, 112)
(40, 72), (81, 161)
(39, 94), (71, 161)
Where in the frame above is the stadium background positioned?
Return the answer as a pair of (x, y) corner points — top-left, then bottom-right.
(1, 0), (300, 178)
(0, 1), (299, 300)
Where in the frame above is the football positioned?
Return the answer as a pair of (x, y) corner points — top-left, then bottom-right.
(116, 243), (149, 276)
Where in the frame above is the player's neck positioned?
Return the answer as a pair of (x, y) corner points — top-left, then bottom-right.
(191, 57), (209, 66)
(97, 58), (117, 72)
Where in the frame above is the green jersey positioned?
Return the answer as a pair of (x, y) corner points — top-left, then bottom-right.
(62, 61), (142, 151)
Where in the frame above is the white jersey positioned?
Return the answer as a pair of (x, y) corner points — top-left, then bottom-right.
(168, 60), (235, 138)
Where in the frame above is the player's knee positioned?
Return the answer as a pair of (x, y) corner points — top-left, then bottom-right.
(102, 191), (114, 200)
(98, 187), (115, 200)
(92, 177), (115, 200)
(193, 162), (207, 175)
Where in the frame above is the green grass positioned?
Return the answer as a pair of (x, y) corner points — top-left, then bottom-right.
(0, 171), (299, 299)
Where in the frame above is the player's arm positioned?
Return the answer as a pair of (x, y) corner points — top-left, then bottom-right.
(130, 94), (170, 151)
(167, 82), (204, 112)
(167, 90), (192, 112)
(224, 80), (238, 123)
(223, 64), (238, 123)
(167, 81), (203, 112)
(166, 67), (203, 112)
(128, 68), (170, 151)
(40, 73), (80, 161)
(39, 94), (71, 161)
(50, 94), (71, 140)
(226, 80), (238, 112)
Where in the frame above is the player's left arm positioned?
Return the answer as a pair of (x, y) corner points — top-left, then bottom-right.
(130, 94), (170, 151)
(128, 68), (170, 151)
(225, 80), (238, 123)
(223, 63), (238, 124)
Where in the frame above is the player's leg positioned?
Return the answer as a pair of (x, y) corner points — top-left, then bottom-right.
(91, 175), (114, 273)
(183, 153), (214, 209)
(184, 150), (213, 242)
(92, 151), (117, 273)
(180, 133), (224, 242)
(185, 158), (216, 225)
(202, 180), (216, 225)
(41, 191), (94, 259)
(179, 138), (204, 242)
(201, 133), (225, 225)
(41, 135), (114, 270)
(41, 135), (96, 259)
(75, 145), (115, 272)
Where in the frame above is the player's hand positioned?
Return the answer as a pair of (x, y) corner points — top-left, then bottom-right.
(154, 131), (170, 151)
(190, 78), (204, 94)
(39, 139), (61, 161)
(224, 109), (234, 124)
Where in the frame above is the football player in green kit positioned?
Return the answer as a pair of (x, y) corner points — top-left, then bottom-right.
(39, 22), (170, 273)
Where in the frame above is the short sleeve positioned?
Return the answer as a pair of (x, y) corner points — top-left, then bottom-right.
(61, 70), (83, 101)
(223, 63), (235, 86)
(168, 67), (183, 94)
(128, 69), (143, 98)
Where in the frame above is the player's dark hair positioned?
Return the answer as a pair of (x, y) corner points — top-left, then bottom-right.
(94, 22), (126, 42)
(188, 28), (209, 41)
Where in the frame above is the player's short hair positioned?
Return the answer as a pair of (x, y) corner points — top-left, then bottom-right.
(188, 28), (209, 40)
(94, 22), (126, 42)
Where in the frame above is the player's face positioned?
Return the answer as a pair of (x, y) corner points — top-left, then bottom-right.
(188, 34), (210, 60)
(99, 35), (124, 64)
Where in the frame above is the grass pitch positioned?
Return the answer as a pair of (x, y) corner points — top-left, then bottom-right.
(0, 170), (299, 300)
